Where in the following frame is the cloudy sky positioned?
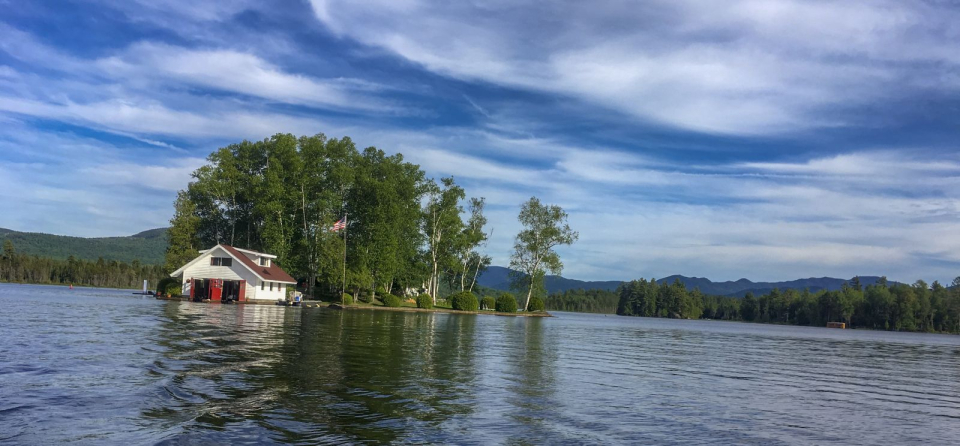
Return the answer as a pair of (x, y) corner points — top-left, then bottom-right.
(2, 0), (959, 284)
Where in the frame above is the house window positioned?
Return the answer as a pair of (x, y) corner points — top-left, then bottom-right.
(210, 257), (232, 267)
(259, 257), (268, 266)
(261, 281), (264, 291)
(270, 282), (273, 291)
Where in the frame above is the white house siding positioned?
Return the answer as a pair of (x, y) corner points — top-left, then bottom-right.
(179, 246), (259, 300)
(254, 281), (286, 302)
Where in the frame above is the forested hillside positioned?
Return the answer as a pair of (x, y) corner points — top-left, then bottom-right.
(0, 239), (166, 289)
(0, 227), (167, 264)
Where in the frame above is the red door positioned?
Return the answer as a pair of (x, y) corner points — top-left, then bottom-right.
(238, 280), (246, 302)
(210, 279), (223, 302)
(190, 279), (195, 299)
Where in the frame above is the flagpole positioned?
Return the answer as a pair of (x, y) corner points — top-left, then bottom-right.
(341, 212), (347, 300)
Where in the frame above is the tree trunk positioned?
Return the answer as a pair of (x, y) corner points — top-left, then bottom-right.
(524, 276), (534, 311)
(468, 257), (481, 293)
(431, 256), (439, 305)
(523, 259), (542, 311)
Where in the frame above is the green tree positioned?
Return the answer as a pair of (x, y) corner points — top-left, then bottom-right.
(423, 177), (465, 304)
(2, 239), (14, 259)
(164, 190), (200, 273)
(349, 147), (426, 300)
(508, 197), (579, 311)
(454, 197), (490, 292)
(741, 292), (758, 322)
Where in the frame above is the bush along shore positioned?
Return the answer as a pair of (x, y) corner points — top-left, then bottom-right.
(326, 291), (550, 317)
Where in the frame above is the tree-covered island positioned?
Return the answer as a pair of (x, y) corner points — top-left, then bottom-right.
(163, 133), (574, 311)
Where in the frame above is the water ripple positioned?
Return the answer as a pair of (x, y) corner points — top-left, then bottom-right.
(3, 285), (960, 444)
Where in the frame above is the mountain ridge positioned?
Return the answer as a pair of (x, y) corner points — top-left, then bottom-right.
(477, 266), (890, 297)
(0, 227), (168, 264)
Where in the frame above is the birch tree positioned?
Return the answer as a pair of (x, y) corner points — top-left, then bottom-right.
(423, 177), (464, 304)
(509, 197), (578, 311)
(455, 197), (489, 291)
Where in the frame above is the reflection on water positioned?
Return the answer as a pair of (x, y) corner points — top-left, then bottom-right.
(2, 284), (960, 445)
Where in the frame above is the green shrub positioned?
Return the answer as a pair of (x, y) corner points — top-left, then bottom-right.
(376, 286), (386, 295)
(450, 291), (479, 311)
(157, 277), (179, 295)
(342, 293), (354, 305)
(416, 293), (433, 309)
(358, 292), (372, 304)
(527, 295), (546, 312)
(163, 281), (182, 296)
(495, 293), (518, 313)
(481, 296), (496, 310)
(382, 294), (401, 307)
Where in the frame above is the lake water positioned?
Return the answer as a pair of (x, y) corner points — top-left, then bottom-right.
(2, 283), (960, 445)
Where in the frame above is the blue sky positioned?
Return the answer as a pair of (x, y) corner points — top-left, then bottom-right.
(2, 0), (959, 283)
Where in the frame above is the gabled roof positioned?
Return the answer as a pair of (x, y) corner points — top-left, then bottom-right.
(220, 245), (297, 284)
(170, 244), (297, 284)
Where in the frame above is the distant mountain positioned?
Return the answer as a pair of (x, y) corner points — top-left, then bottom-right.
(478, 266), (622, 294)
(477, 266), (888, 297)
(0, 227), (168, 264)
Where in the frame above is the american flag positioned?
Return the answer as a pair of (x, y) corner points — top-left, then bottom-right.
(330, 217), (346, 232)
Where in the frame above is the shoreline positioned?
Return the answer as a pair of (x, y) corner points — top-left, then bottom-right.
(327, 303), (552, 317)
(154, 295), (551, 316)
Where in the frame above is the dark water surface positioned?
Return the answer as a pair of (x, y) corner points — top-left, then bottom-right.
(2, 284), (960, 445)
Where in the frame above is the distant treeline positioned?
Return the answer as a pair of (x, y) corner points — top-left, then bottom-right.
(545, 288), (619, 313)
(615, 277), (960, 333)
(0, 240), (166, 289)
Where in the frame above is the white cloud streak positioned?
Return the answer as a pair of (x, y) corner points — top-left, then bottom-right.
(309, 0), (960, 134)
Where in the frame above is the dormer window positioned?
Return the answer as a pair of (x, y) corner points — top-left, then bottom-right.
(259, 257), (270, 267)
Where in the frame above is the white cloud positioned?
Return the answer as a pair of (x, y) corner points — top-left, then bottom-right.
(80, 158), (206, 192)
(309, 0), (960, 134)
(0, 95), (329, 139)
(96, 42), (400, 113)
(0, 124), (199, 236)
(739, 151), (960, 177)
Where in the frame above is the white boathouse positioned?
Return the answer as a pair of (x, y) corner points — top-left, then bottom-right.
(169, 244), (297, 303)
